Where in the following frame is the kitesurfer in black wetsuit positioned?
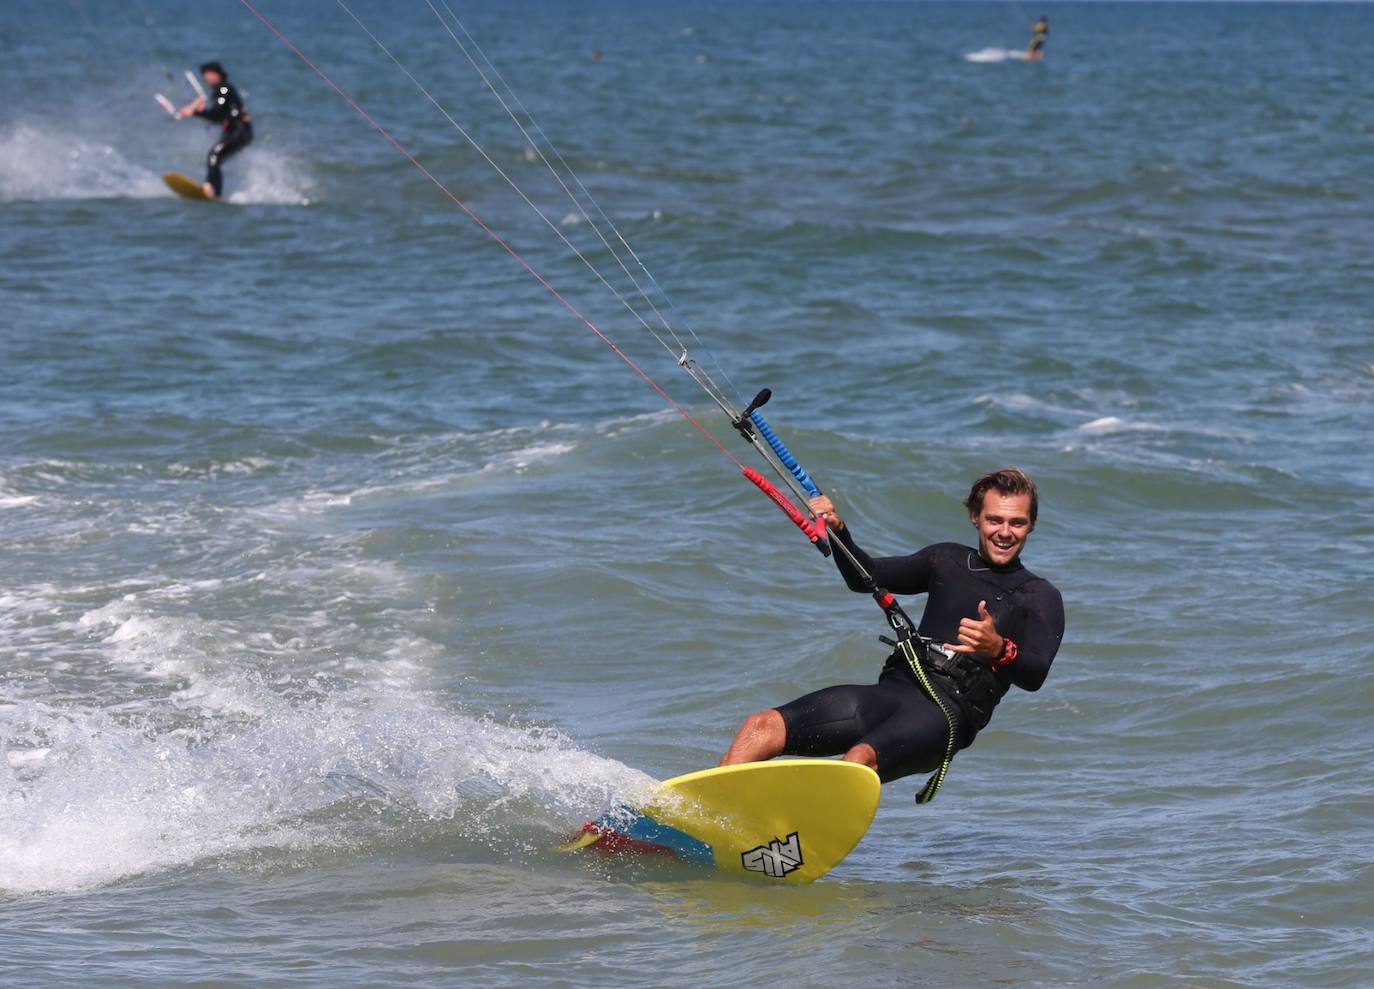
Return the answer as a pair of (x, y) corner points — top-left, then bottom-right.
(721, 468), (1064, 786)
(175, 61), (253, 199)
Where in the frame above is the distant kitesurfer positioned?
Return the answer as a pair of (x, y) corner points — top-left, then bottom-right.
(721, 468), (1064, 787)
(175, 61), (253, 199)
(1027, 16), (1049, 60)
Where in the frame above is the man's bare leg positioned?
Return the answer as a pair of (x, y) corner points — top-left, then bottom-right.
(842, 743), (879, 773)
(719, 709), (786, 766)
(722, 712), (881, 775)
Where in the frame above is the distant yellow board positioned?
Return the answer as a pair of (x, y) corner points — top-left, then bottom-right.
(163, 171), (213, 201)
(565, 759), (881, 884)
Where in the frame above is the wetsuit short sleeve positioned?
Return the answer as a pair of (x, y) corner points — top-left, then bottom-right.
(829, 525), (934, 595)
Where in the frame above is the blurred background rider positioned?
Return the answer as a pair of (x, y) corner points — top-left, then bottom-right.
(1028, 16), (1049, 60)
(175, 61), (253, 199)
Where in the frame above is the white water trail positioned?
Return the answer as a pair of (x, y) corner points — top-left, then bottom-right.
(964, 47), (1032, 64)
(0, 121), (312, 205)
(1, 593), (654, 896)
(0, 122), (165, 201)
(0, 682), (654, 895)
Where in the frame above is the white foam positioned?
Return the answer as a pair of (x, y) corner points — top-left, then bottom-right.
(974, 392), (1091, 420)
(223, 148), (313, 206)
(1, 472), (38, 507)
(480, 441), (578, 474)
(285, 437), (581, 516)
(299, 491), (353, 511)
(1073, 416), (1246, 441)
(596, 408), (679, 439)
(5, 748), (50, 771)
(326, 472), (464, 505)
(977, 392), (1044, 410)
(166, 457), (277, 479)
(0, 122), (166, 201)
(964, 47), (1032, 64)
(0, 686), (654, 895)
(1078, 415), (1166, 435)
(77, 598), (274, 719)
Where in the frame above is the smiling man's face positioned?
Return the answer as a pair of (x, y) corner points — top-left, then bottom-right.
(972, 490), (1034, 566)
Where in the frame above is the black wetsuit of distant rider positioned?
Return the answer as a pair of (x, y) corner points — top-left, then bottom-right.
(194, 79), (252, 198)
(776, 527), (1064, 783)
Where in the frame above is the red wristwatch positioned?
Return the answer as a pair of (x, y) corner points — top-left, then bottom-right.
(992, 637), (1018, 668)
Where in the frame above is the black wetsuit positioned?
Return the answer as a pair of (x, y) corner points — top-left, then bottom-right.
(194, 81), (252, 197)
(777, 528), (1064, 783)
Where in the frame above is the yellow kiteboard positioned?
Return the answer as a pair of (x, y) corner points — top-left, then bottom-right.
(562, 759), (880, 884)
(163, 171), (215, 201)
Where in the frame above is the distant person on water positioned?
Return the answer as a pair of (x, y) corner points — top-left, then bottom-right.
(175, 61), (253, 199)
(1027, 16), (1049, 60)
(721, 468), (1064, 788)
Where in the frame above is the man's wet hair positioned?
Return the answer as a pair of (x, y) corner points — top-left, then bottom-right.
(964, 468), (1038, 525)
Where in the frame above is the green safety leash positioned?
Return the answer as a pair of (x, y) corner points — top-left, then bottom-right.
(896, 634), (957, 805)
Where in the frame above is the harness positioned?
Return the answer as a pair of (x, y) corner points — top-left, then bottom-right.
(878, 565), (1038, 802)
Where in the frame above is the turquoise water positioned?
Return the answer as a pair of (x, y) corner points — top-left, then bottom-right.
(2, 2), (1372, 986)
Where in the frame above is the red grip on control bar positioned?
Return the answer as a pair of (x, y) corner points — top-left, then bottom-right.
(742, 467), (830, 555)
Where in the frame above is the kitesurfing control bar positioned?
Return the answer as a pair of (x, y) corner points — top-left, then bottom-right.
(740, 395), (914, 634)
(741, 468), (830, 557)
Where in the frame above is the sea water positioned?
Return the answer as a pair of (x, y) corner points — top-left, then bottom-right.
(2, 2), (1371, 987)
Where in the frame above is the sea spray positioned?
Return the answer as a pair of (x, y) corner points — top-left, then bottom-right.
(1, 682), (655, 895)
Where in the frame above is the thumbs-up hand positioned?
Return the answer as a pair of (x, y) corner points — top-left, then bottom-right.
(946, 599), (1004, 660)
